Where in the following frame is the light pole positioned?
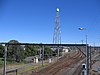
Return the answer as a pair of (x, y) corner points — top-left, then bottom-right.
(79, 28), (88, 75)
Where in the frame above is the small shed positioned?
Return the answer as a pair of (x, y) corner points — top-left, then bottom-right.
(63, 47), (70, 53)
(34, 56), (39, 63)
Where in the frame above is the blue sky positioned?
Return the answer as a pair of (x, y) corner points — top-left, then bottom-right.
(0, 0), (100, 45)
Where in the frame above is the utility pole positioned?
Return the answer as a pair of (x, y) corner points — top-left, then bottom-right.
(42, 45), (44, 66)
(3, 44), (7, 75)
(53, 8), (61, 60)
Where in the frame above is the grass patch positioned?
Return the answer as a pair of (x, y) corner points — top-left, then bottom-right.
(0, 58), (4, 67)
(18, 63), (49, 75)
(0, 58), (25, 68)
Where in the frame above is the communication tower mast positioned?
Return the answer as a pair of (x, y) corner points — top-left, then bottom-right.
(53, 8), (61, 44)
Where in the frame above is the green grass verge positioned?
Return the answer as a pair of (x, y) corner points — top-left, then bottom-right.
(0, 58), (25, 68)
(18, 63), (49, 75)
(0, 58), (4, 67)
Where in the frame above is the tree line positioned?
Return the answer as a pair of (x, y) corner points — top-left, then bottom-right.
(0, 40), (56, 63)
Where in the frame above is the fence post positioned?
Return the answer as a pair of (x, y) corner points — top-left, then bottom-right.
(16, 69), (18, 75)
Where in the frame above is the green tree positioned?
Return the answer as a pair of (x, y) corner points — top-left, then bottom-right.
(7, 40), (25, 62)
(44, 46), (52, 59)
(0, 45), (4, 57)
(24, 45), (40, 57)
(55, 48), (63, 56)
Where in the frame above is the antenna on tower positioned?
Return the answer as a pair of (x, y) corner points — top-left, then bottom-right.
(53, 8), (61, 44)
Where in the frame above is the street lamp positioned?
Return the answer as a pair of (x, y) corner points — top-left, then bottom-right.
(79, 28), (88, 75)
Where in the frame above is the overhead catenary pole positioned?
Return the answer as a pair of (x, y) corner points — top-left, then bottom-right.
(57, 45), (59, 61)
(86, 33), (88, 75)
(42, 45), (44, 66)
(89, 46), (92, 69)
(81, 40), (83, 44)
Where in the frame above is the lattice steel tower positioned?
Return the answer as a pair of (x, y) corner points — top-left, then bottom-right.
(53, 8), (61, 44)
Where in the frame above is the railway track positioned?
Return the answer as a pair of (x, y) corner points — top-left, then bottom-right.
(31, 51), (83, 75)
